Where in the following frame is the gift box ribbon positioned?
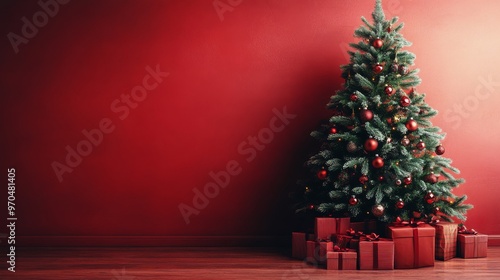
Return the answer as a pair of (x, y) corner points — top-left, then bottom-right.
(458, 225), (478, 235)
(346, 228), (363, 239)
(413, 227), (420, 268)
(391, 217), (425, 227)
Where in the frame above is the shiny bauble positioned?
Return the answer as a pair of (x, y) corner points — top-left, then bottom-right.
(372, 38), (383, 49)
(317, 170), (328, 180)
(416, 141), (426, 150)
(435, 145), (445, 155)
(403, 176), (412, 185)
(364, 138), (378, 152)
(372, 155), (384, 169)
(406, 118), (418, 131)
(360, 109), (374, 122)
(349, 195), (359, 206)
(396, 199), (405, 209)
(425, 191), (436, 204)
(372, 204), (385, 217)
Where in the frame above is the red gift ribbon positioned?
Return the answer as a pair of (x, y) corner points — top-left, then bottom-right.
(458, 225), (478, 235)
(346, 228), (363, 239)
(335, 218), (348, 234)
(333, 245), (350, 252)
(413, 227), (420, 268)
(391, 217), (425, 227)
(364, 233), (380, 241)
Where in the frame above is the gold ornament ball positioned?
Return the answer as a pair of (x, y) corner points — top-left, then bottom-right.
(372, 204), (385, 217)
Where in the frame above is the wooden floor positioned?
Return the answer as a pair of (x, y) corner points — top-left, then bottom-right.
(3, 247), (500, 279)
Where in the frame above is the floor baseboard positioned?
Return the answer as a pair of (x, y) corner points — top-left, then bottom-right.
(12, 234), (500, 247)
(16, 235), (290, 247)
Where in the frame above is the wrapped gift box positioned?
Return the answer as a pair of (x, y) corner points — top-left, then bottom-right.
(318, 241), (334, 264)
(292, 232), (307, 259)
(326, 250), (357, 270)
(315, 217), (350, 240)
(388, 224), (435, 269)
(431, 223), (458, 261)
(457, 234), (488, 258)
(305, 240), (333, 264)
(358, 238), (394, 270)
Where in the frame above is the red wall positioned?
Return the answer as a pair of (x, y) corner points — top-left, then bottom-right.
(1, 0), (500, 243)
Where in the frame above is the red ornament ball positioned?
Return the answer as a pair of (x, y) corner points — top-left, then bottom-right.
(425, 191), (435, 204)
(435, 145), (445, 155)
(396, 199), (405, 209)
(395, 179), (402, 186)
(373, 63), (384, 74)
(372, 38), (383, 49)
(360, 109), (374, 122)
(378, 175), (385, 182)
(372, 204), (385, 217)
(425, 173), (438, 184)
(350, 93), (358, 102)
(401, 136), (410, 146)
(330, 127), (338, 134)
(372, 156), (384, 169)
(346, 141), (357, 153)
(416, 141), (426, 150)
(364, 138), (378, 152)
(398, 64), (409, 75)
(308, 204), (315, 210)
(433, 207), (441, 215)
(349, 195), (359, 206)
(317, 170), (328, 180)
(403, 176), (412, 185)
(384, 85), (394, 95)
(400, 96), (411, 107)
(391, 63), (399, 72)
(406, 118), (418, 131)
(359, 175), (369, 184)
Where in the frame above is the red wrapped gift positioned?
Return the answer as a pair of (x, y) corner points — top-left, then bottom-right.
(292, 232), (307, 259)
(305, 240), (333, 264)
(315, 217), (350, 240)
(431, 223), (458, 261)
(389, 224), (435, 269)
(318, 241), (334, 264)
(358, 237), (394, 270)
(326, 250), (357, 270)
(457, 234), (488, 258)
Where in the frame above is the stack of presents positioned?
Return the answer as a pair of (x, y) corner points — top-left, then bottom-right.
(292, 218), (487, 270)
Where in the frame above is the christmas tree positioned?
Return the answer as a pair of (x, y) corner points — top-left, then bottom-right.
(296, 0), (472, 224)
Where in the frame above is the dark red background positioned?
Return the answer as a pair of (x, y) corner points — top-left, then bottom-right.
(1, 0), (500, 243)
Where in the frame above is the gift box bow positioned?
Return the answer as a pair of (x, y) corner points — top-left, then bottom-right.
(346, 228), (363, 239)
(333, 245), (351, 252)
(363, 233), (380, 241)
(458, 224), (477, 235)
(391, 217), (425, 227)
